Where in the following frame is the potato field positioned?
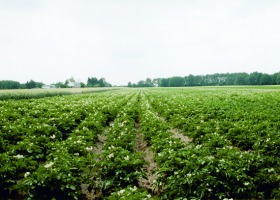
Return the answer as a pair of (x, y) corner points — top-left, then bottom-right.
(0, 87), (279, 199)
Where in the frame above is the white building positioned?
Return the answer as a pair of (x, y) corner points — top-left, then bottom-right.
(67, 82), (81, 88)
(42, 84), (56, 89)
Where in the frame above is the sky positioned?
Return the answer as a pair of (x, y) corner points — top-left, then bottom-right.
(0, 0), (280, 86)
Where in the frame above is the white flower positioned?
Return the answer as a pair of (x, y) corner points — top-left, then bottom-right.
(147, 194), (151, 198)
(76, 140), (82, 144)
(124, 155), (129, 161)
(244, 182), (250, 186)
(24, 172), (30, 178)
(44, 162), (54, 169)
(13, 154), (24, 159)
(117, 189), (125, 195)
(107, 153), (114, 159)
(268, 168), (275, 173)
(131, 186), (137, 192)
(108, 145), (115, 150)
(83, 127), (89, 131)
(50, 134), (56, 139)
(86, 146), (93, 151)
(74, 153), (79, 156)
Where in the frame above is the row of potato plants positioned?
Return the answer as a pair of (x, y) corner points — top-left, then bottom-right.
(0, 90), (135, 199)
(94, 93), (155, 199)
(145, 88), (280, 155)
(140, 89), (280, 199)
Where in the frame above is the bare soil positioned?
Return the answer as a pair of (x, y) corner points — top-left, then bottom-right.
(169, 128), (193, 143)
(81, 133), (107, 199)
(135, 123), (159, 194)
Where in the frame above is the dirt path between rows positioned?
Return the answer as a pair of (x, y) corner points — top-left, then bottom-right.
(81, 131), (107, 199)
(135, 123), (159, 194)
(169, 128), (193, 143)
(143, 94), (193, 144)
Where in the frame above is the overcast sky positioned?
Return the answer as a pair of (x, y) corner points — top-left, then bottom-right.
(1, 0), (280, 85)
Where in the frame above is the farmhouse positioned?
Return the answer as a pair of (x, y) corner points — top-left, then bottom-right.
(42, 84), (56, 89)
(67, 81), (81, 88)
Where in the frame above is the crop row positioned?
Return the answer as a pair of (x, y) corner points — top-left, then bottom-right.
(0, 90), (135, 199)
(0, 87), (279, 199)
(144, 88), (280, 154)
(142, 88), (280, 199)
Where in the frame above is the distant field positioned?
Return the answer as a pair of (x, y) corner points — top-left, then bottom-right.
(0, 87), (118, 100)
(0, 86), (280, 199)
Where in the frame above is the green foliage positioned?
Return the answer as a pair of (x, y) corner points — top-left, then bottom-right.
(142, 87), (280, 199)
(0, 80), (21, 89)
(87, 77), (112, 87)
(0, 87), (280, 199)
(129, 71), (280, 87)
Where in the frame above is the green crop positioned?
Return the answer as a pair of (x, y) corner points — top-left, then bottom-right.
(0, 86), (279, 199)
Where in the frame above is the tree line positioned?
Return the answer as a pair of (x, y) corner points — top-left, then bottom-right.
(128, 72), (280, 87)
(0, 80), (44, 90)
(0, 77), (112, 90)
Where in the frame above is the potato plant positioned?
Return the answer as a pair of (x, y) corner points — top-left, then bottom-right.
(0, 87), (279, 199)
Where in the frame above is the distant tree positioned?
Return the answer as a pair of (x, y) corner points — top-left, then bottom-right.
(276, 73), (280, 85)
(185, 75), (195, 86)
(194, 75), (204, 86)
(87, 77), (99, 87)
(80, 82), (86, 88)
(68, 77), (75, 83)
(152, 78), (161, 87)
(0, 80), (21, 89)
(99, 78), (106, 87)
(169, 77), (185, 87)
(87, 77), (111, 87)
(137, 80), (146, 87)
(125, 71), (278, 88)
(249, 72), (262, 85)
(271, 73), (278, 85)
(35, 82), (44, 88)
(55, 82), (68, 88)
(233, 73), (249, 85)
(128, 82), (132, 87)
(26, 80), (37, 89)
(260, 74), (272, 85)
(225, 74), (235, 85)
(160, 78), (169, 87)
(145, 78), (154, 87)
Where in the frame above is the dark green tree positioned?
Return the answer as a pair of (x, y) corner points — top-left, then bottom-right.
(87, 77), (99, 87)
(249, 72), (262, 85)
(26, 80), (37, 89)
(55, 82), (69, 88)
(276, 73), (280, 85)
(160, 79), (169, 87)
(185, 74), (195, 86)
(169, 77), (185, 87)
(0, 80), (21, 89)
(260, 74), (272, 85)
